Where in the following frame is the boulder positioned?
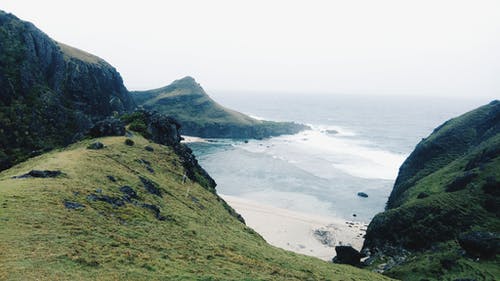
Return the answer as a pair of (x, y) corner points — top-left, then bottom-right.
(458, 231), (499, 259)
(125, 139), (135, 146)
(14, 170), (62, 178)
(119, 186), (138, 201)
(87, 141), (104, 150)
(64, 201), (85, 210)
(332, 246), (363, 266)
(139, 176), (162, 197)
(88, 118), (126, 138)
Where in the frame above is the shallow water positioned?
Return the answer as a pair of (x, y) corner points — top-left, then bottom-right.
(188, 94), (493, 222)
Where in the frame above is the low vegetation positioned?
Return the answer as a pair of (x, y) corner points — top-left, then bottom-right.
(0, 135), (391, 280)
(363, 101), (500, 280)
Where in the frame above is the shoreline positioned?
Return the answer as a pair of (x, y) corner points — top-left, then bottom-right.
(221, 194), (367, 261)
(181, 135), (208, 143)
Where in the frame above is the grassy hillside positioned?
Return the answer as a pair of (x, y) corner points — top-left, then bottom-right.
(131, 77), (308, 139)
(362, 101), (500, 281)
(0, 134), (390, 280)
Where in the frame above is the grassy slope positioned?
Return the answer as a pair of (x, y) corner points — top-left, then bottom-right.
(0, 135), (390, 281)
(131, 77), (308, 138)
(363, 101), (500, 280)
(57, 42), (107, 66)
(133, 77), (257, 127)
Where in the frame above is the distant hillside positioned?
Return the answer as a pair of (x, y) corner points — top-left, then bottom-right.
(0, 10), (135, 171)
(131, 77), (309, 138)
(0, 133), (390, 280)
(362, 100), (500, 280)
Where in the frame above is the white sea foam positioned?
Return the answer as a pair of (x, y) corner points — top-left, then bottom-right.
(236, 126), (407, 180)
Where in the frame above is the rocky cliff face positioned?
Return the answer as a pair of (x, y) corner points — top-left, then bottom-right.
(362, 100), (500, 280)
(0, 11), (135, 170)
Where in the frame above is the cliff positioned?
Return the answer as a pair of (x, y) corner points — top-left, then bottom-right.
(131, 76), (309, 139)
(362, 100), (500, 280)
(0, 10), (135, 170)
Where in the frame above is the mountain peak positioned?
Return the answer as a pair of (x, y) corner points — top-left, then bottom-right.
(172, 76), (199, 87)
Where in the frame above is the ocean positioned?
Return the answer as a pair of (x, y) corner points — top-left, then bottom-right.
(187, 93), (494, 222)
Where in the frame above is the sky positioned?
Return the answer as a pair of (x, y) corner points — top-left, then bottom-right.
(2, 0), (500, 98)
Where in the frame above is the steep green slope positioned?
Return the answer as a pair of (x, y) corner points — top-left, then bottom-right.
(362, 101), (500, 281)
(0, 10), (135, 171)
(131, 77), (308, 138)
(0, 135), (390, 280)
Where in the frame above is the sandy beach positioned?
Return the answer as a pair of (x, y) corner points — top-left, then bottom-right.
(221, 194), (368, 261)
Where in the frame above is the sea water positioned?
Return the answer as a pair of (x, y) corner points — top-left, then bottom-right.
(187, 93), (493, 222)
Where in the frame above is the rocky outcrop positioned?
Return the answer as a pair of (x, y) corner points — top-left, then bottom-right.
(88, 118), (126, 138)
(332, 246), (363, 266)
(0, 10), (135, 171)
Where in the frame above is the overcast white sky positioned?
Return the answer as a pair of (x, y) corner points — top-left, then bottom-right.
(2, 0), (500, 97)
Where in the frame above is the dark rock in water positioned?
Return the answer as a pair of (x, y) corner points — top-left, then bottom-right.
(332, 246), (363, 266)
(64, 201), (85, 210)
(244, 140), (249, 143)
(120, 186), (138, 201)
(139, 176), (162, 197)
(458, 231), (499, 259)
(357, 192), (368, 198)
(86, 194), (125, 207)
(87, 141), (104, 150)
(144, 145), (154, 152)
(88, 118), (126, 137)
(417, 192), (429, 199)
(106, 175), (116, 182)
(124, 139), (135, 146)
(141, 203), (165, 220)
(325, 129), (339, 134)
(14, 170), (62, 179)
(353, 214), (357, 217)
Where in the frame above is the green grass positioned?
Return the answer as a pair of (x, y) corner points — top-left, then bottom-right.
(131, 77), (308, 138)
(0, 135), (391, 280)
(57, 42), (106, 65)
(364, 102), (500, 280)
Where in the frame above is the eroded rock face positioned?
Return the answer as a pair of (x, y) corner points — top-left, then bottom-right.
(0, 11), (135, 171)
